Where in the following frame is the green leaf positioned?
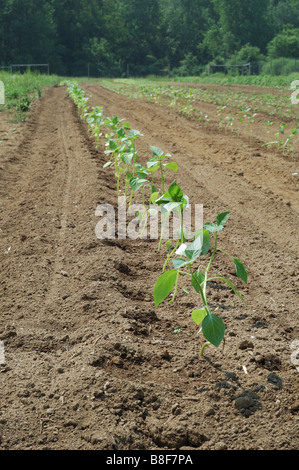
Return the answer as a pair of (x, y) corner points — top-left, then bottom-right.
(191, 271), (205, 293)
(233, 258), (247, 284)
(153, 270), (177, 307)
(166, 240), (172, 252)
(122, 152), (134, 165)
(191, 308), (206, 325)
(202, 314), (225, 347)
(155, 192), (171, 206)
(150, 145), (164, 158)
(164, 162), (178, 172)
(103, 161), (112, 168)
(147, 160), (160, 171)
(200, 229), (211, 255)
(108, 139), (118, 151)
(172, 258), (190, 269)
(128, 177), (147, 192)
(185, 229), (210, 260)
(163, 201), (182, 213)
(168, 182), (183, 201)
(203, 223), (223, 233)
(117, 127), (126, 138)
(128, 129), (142, 138)
(216, 211), (230, 227)
(185, 235), (203, 261)
(150, 191), (159, 204)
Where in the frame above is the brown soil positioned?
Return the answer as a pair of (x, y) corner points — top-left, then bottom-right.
(0, 82), (298, 451)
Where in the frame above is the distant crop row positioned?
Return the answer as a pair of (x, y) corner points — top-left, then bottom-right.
(102, 80), (298, 156)
(66, 80), (248, 357)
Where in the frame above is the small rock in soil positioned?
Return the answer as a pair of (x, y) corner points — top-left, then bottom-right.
(234, 395), (255, 410)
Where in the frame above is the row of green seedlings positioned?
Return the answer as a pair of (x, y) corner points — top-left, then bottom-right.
(262, 120), (298, 155)
(66, 80), (248, 357)
(109, 82), (298, 156)
(165, 86), (298, 154)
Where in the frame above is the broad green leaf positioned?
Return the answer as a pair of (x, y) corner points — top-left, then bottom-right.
(150, 191), (159, 204)
(216, 211), (230, 227)
(150, 145), (164, 158)
(164, 162), (178, 172)
(153, 270), (177, 307)
(195, 229), (210, 255)
(117, 127), (126, 138)
(185, 235), (204, 261)
(147, 163), (160, 172)
(202, 314), (225, 347)
(128, 177), (147, 192)
(136, 169), (149, 178)
(182, 194), (189, 208)
(163, 201), (182, 213)
(155, 192), (171, 205)
(172, 258), (190, 269)
(168, 182), (183, 201)
(103, 161), (112, 168)
(147, 159), (160, 171)
(135, 163), (144, 171)
(233, 258), (247, 284)
(191, 308), (206, 325)
(191, 271), (205, 293)
(203, 222), (224, 233)
(108, 139), (118, 151)
(122, 152), (134, 165)
(128, 129), (142, 138)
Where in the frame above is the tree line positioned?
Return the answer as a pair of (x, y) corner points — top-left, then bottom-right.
(0, 0), (298, 77)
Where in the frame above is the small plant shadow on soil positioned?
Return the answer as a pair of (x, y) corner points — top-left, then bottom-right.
(198, 357), (264, 417)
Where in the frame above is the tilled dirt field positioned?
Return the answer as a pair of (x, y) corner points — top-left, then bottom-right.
(0, 82), (298, 451)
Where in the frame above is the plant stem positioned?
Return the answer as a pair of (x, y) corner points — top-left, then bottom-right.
(200, 341), (211, 356)
(160, 161), (164, 193)
(203, 232), (217, 300)
(169, 269), (180, 304)
(162, 239), (179, 273)
(179, 209), (185, 244)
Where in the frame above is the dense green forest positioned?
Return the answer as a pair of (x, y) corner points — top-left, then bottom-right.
(0, 0), (299, 77)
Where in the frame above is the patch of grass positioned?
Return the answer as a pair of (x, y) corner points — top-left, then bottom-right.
(0, 70), (60, 122)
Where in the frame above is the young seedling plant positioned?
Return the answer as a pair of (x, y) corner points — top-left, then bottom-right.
(153, 180), (188, 253)
(126, 147), (179, 237)
(86, 106), (104, 149)
(153, 200), (247, 356)
(146, 146), (178, 194)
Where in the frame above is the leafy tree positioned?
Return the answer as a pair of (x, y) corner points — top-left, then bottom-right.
(88, 37), (121, 77)
(212, 0), (272, 55)
(0, 0), (59, 67)
(0, 0), (297, 77)
(267, 27), (299, 57)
